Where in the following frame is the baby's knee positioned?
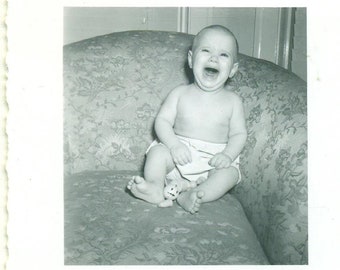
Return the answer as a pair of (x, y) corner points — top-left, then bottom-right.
(227, 166), (239, 181)
(147, 145), (172, 161)
(148, 144), (169, 155)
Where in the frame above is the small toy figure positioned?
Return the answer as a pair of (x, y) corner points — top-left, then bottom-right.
(158, 177), (205, 208)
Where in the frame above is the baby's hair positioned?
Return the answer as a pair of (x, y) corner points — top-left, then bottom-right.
(192, 25), (239, 62)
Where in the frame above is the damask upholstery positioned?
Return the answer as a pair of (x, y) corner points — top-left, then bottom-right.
(64, 31), (307, 265)
(64, 171), (269, 265)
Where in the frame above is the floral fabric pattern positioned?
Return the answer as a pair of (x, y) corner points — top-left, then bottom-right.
(64, 31), (192, 174)
(64, 171), (269, 265)
(230, 58), (308, 264)
(64, 31), (307, 264)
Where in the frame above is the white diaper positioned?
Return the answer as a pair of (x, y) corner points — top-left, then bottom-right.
(146, 135), (241, 183)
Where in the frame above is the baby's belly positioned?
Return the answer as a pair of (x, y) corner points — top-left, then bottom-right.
(174, 121), (229, 144)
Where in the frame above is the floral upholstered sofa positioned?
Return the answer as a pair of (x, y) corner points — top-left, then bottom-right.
(63, 31), (307, 265)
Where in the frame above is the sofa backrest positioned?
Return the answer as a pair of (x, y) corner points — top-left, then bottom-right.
(64, 31), (193, 174)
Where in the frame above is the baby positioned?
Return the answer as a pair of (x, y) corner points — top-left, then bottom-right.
(127, 25), (247, 213)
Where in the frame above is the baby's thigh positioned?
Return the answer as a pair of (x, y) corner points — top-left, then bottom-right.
(146, 144), (175, 171)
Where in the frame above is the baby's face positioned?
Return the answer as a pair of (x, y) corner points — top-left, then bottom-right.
(188, 29), (238, 92)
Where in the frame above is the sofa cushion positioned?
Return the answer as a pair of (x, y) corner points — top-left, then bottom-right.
(64, 171), (269, 265)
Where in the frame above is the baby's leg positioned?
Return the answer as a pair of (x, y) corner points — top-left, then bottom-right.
(176, 190), (204, 214)
(178, 176), (206, 192)
(177, 167), (238, 213)
(199, 166), (239, 203)
(127, 145), (175, 204)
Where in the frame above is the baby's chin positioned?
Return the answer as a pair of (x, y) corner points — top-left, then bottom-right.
(195, 75), (228, 92)
(194, 80), (226, 92)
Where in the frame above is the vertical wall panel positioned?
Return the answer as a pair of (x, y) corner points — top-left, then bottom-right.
(189, 8), (256, 57)
(291, 8), (307, 81)
(64, 8), (148, 44)
(64, 7), (178, 45)
(253, 8), (281, 64)
(146, 8), (179, 33)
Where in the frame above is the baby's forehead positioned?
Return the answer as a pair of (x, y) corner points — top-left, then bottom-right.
(198, 28), (235, 43)
(192, 26), (239, 60)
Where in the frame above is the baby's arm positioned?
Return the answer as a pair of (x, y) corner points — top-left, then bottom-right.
(222, 94), (247, 161)
(210, 94), (247, 169)
(155, 86), (192, 165)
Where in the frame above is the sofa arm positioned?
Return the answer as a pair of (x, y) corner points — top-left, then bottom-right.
(231, 56), (308, 265)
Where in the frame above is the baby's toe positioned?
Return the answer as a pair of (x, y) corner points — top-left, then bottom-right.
(196, 177), (206, 185)
(191, 204), (201, 214)
(133, 176), (144, 184)
(195, 199), (202, 206)
(197, 191), (204, 198)
(127, 181), (134, 190)
(192, 206), (199, 213)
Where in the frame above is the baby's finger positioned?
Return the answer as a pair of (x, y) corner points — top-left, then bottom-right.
(185, 151), (192, 163)
(215, 159), (224, 169)
(223, 160), (231, 168)
(208, 156), (217, 167)
(178, 157), (187, 166)
(173, 155), (182, 165)
(178, 154), (190, 165)
(178, 150), (190, 164)
(221, 160), (232, 169)
(175, 156), (184, 166)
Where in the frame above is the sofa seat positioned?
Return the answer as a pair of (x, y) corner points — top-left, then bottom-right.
(64, 171), (269, 265)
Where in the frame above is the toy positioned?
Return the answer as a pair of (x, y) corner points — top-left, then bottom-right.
(158, 177), (205, 208)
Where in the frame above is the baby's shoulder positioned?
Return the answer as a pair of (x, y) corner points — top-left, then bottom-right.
(172, 84), (190, 92)
(222, 89), (242, 103)
(168, 84), (190, 97)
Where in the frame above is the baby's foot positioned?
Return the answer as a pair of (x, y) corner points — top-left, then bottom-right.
(196, 176), (206, 185)
(177, 190), (204, 214)
(127, 176), (164, 204)
(179, 177), (206, 191)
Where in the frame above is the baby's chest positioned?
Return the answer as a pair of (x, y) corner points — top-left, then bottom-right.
(177, 99), (232, 123)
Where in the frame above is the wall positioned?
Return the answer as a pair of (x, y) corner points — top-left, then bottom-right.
(187, 8), (256, 57)
(63, 7), (179, 44)
(292, 8), (307, 81)
(64, 7), (307, 81)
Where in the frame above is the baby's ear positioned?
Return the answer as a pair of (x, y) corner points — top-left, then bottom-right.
(229, 62), (239, 78)
(188, 50), (193, 69)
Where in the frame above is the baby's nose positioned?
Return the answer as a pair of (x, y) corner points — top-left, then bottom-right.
(209, 55), (218, 63)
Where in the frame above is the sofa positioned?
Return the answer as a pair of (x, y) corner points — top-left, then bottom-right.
(63, 30), (307, 265)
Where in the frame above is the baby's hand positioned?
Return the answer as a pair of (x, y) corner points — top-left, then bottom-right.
(170, 143), (192, 166)
(209, 152), (232, 169)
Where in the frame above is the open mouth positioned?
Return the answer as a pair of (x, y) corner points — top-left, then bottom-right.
(204, 67), (219, 76)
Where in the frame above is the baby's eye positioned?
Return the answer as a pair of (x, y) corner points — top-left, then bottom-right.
(220, 53), (229, 58)
(201, 49), (210, 53)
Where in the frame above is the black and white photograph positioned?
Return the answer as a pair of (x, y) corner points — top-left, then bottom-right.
(63, 7), (307, 265)
(2, 0), (340, 269)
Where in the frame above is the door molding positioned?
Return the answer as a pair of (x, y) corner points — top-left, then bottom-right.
(277, 8), (295, 70)
(178, 7), (189, 33)
(253, 7), (294, 69)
